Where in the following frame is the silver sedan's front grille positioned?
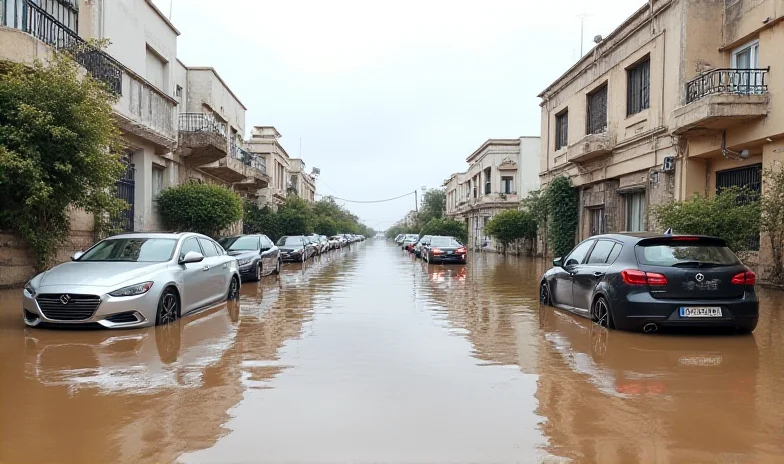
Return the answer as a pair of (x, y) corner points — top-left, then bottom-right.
(36, 294), (101, 321)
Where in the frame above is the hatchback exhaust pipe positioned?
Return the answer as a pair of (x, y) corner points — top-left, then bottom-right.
(643, 323), (658, 333)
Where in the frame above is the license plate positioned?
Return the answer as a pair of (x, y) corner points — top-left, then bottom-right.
(679, 355), (723, 366)
(448, 251), (454, 255)
(679, 307), (722, 317)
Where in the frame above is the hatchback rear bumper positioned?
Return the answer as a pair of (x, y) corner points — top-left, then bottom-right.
(612, 292), (758, 331)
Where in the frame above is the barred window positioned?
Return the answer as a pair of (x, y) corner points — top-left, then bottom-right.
(627, 58), (650, 116)
(587, 85), (608, 134)
(555, 110), (568, 150)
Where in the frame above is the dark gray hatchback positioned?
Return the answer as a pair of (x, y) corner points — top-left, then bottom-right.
(539, 233), (758, 333)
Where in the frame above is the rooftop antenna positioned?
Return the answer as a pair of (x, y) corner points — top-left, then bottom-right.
(664, 228), (674, 236)
(578, 14), (589, 56)
(299, 138), (302, 157)
(169, 0), (173, 19)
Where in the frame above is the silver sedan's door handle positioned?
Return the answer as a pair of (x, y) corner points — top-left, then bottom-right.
(592, 271), (605, 278)
(202, 265), (210, 271)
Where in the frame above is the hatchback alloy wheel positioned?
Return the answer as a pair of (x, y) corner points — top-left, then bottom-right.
(593, 297), (613, 328)
(255, 262), (261, 281)
(275, 258), (281, 274)
(539, 282), (550, 305)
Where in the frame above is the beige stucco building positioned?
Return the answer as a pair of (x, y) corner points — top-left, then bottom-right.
(289, 158), (316, 203)
(538, 0), (784, 268)
(445, 137), (540, 250)
(246, 126), (292, 208)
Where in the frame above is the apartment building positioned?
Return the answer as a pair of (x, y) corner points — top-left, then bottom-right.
(246, 126), (293, 208)
(175, 65), (269, 200)
(288, 158), (316, 203)
(445, 137), (540, 250)
(538, 0), (783, 258)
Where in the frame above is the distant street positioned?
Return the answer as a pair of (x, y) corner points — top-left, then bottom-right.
(1, 240), (784, 463)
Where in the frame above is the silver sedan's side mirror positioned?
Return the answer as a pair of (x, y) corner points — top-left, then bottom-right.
(71, 251), (84, 261)
(179, 251), (204, 264)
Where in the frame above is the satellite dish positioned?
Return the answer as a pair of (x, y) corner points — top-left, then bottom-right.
(739, 149), (750, 159)
(311, 167), (321, 176)
(593, 35), (603, 44)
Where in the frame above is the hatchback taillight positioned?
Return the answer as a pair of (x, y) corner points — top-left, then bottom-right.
(456, 247), (467, 254)
(731, 271), (756, 286)
(621, 269), (668, 286)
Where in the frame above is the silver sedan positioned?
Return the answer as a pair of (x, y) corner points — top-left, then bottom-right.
(22, 232), (241, 329)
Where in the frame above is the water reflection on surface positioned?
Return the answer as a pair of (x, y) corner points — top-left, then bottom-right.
(0, 242), (783, 463)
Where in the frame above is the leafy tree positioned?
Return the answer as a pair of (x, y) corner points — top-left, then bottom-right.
(547, 176), (578, 259)
(484, 210), (537, 254)
(761, 166), (784, 283)
(314, 216), (338, 237)
(521, 189), (549, 227)
(158, 182), (243, 237)
(277, 197), (313, 236)
(243, 200), (280, 240)
(417, 188), (446, 228)
(651, 186), (760, 252)
(419, 218), (468, 244)
(0, 52), (126, 271)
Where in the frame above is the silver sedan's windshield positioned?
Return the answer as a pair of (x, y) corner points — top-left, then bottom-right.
(79, 238), (177, 262)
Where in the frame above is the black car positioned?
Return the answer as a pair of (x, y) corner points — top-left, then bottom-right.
(219, 234), (281, 282)
(276, 235), (318, 262)
(539, 233), (759, 333)
(422, 236), (467, 264)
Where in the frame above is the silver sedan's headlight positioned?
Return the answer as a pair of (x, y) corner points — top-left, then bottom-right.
(24, 281), (36, 297)
(237, 258), (252, 266)
(109, 281), (154, 297)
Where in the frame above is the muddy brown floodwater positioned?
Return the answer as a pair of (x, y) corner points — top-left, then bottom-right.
(1, 240), (784, 463)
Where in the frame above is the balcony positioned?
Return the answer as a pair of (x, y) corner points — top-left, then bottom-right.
(177, 113), (228, 166)
(114, 71), (177, 149)
(672, 68), (770, 135)
(567, 132), (612, 163)
(3, 0), (123, 93)
(233, 147), (269, 192)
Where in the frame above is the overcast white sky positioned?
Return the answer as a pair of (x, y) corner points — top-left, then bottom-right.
(154, 0), (646, 231)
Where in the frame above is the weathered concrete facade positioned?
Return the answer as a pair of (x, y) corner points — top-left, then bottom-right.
(289, 159), (316, 203)
(445, 137), (541, 251)
(246, 126), (293, 208)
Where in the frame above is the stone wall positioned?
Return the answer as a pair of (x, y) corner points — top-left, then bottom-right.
(0, 209), (95, 288)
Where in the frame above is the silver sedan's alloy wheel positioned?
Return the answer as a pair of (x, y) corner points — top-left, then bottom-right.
(255, 262), (261, 281)
(539, 282), (550, 305)
(301, 251), (306, 263)
(227, 276), (240, 301)
(275, 259), (281, 274)
(157, 289), (179, 326)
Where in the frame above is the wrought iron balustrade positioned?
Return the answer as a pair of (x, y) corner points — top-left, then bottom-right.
(178, 113), (228, 137)
(686, 68), (769, 104)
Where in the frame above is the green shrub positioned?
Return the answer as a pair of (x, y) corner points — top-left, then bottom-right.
(547, 176), (578, 259)
(243, 200), (280, 240)
(761, 166), (784, 282)
(652, 186), (760, 252)
(484, 210), (537, 252)
(0, 52), (126, 271)
(419, 218), (467, 244)
(158, 183), (242, 237)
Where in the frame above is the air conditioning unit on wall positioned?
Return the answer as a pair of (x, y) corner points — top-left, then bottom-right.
(662, 156), (675, 172)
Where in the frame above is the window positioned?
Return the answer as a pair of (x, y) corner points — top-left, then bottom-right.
(79, 238), (176, 263)
(716, 164), (762, 197)
(145, 46), (167, 91)
(627, 58), (650, 116)
(587, 85), (608, 134)
(564, 240), (596, 266)
(198, 238), (219, 257)
(625, 191), (646, 232)
(261, 236), (274, 249)
(483, 168), (491, 195)
(587, 240), (616, 264)
(589, 208), (605, 236)
(219, 236), (260, 251)
(501, 176), (514, 194)
(555, 110), (568, 150)
(732, 40), (759, 70)
(179, 238), (202, 260)
(606, 243), (622, 264)
(152, 166), (164, 200)
(175, 85), (183, 98)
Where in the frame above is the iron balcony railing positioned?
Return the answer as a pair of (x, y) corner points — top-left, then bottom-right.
(686, 68), (769, 104)
(178, 113), (228, 137)
(20, 0), (122, 93)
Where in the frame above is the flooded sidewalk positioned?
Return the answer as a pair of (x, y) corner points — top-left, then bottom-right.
(1, 240), (783, 463)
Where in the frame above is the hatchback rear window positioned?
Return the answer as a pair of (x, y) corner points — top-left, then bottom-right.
(635, 241), (741, 267)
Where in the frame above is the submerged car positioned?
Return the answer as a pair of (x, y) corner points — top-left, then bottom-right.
(413, 235), (433, 258)
(422, 236), (467, 264)
(401, 234), (419, 251)
(218, 234), (281, 281)
(277, 235), (317, 262)
(539, 233), (759, 333)
(22, 233), (241, 329)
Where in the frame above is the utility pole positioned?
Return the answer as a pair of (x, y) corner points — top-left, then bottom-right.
(414, 190), (418, 213)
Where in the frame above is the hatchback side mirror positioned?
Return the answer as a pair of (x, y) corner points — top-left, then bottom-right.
(71, 251), (84, 261)
(553, 257), (563, 268)
(179, 251), (204, 264)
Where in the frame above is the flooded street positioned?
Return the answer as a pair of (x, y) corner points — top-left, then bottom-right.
(2, 239), (784, 463)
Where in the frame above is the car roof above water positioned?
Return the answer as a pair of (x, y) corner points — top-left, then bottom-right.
(108, 232), (201, 240)
(588, 232), (724, 244)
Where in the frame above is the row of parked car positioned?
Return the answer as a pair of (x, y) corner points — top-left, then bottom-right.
(21, 231), (365, 330)
(394, 234), (467, 264)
